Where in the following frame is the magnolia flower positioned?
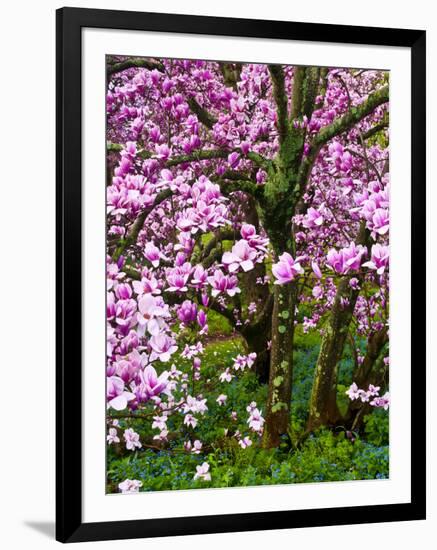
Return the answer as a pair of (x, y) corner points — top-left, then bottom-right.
(166, 269), (190, 292)
(247, 408), (265, 433)
(137, 294), (170, 336)
(185, 439), (203, 454)
(139, 366), (169, 401)
(311, 261), (322, 279)
(312, 285), (323, 299)
(107, 427), (120, 445)
(132, 274), (161, 296)
(239, 436), (253, 449)
(371, 208), (389, 235)
(183, 395), (208, 415)
(144, 242), (165, 268)
(107, 376), (135, 411)
(363, 244), (389, 275)
(345, 382), (361, 400)
(191, 264), (208, 287)
(303, 207), (324, 229)
(370, 392), (390, 410)
(246, 401), (257, 413)
(327, 242), (366, 274)
(240, 224), (269, 252)
(192, 440), (203, 454)
(177, 300), (198, 324)
(368, 384), (381, 396)
(227, 151), (240, 168)
(272, 252), (304, 285)
(219, 368), (234, 383)
(207, 269), (241, 297)
(184, 414), (198, 428)
(123, 428), (141, 451)
(222, 239), (257, 273)
(154, 143), (171, 161)
(193, 462), (211, 481)
(153, 429), (169, 441)
(216, 394), (227, 406)
(233, 353), (257, 371)
(149, 334), (177, 362)
(151, 415), (168, 431)
(118, 479), (143, 494)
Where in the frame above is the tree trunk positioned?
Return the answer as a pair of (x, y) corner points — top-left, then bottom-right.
(262, 282), (298, 448)
(306, 277), (360, 431)
(241, 294), (273, 383)
(346, 328), (389, 427)
(353, 328), (388, 389)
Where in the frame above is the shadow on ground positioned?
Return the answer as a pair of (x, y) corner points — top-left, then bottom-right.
(24, 521), (55, 539)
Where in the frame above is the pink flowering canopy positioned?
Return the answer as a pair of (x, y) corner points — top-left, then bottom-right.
(105, 55), (389, 493)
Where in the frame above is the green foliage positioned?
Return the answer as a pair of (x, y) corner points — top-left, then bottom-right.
(107, 332), (389, 492)
(107, 428), (388, 491)
(363, 408), (389, 446)
(206, 310), (234, 336)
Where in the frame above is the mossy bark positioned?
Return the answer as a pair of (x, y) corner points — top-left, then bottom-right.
(307, 277), (360, 431)
(262, 282), (298, 448)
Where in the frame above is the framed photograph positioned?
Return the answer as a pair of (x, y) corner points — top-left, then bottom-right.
(56, 7), (426, 543)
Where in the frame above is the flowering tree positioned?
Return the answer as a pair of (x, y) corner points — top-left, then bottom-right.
(106, 56), (389, 490)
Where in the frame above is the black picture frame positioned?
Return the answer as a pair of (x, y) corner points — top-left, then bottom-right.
(56, 6), (426, 543)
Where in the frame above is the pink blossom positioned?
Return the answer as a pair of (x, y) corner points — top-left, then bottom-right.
(118, 479), (143, 494)
(107, 376), (135, 411)
(311, 261), (322, 279)
(107, 427), (120, 445)
(247, 408), (265, 433)
(193, 462), (211, 481)
(222, 239), (257, 273)
(132, 273), (161, 296)
(207, 269), (241, 297)
(137, 294), (170, 336)
(327, 242), (366, 274)
(191, 264), (208, 287)
(216, 394), (227, 406)
(238, 436), (253, 449)
(371, 208), (389, 235)
(177, 300), (198, 323)
(144, 241), (165, 268)
(149, 334), (177, 362)
(303, 207), (324, 229)
(135, 365), (170, 401)
(363, 244), (389, 275)
(219, 368), (234, 383)
(185, 440), (203, 454)
(184, 414), (198, 428)
(123, 428), (141, 451)
(272, 252), (304, 284)
(370, 392), (390, 410)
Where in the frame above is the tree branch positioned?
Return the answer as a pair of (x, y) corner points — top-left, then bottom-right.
(293, 85), (389, 204)
(111, 189), (173, 261)
(107, 142), (152, 160)
(201, 229), (235, 260)
(268, 65), (288, 146)
(219, 62), (242, 90)
(187, 97), (217, 129)
(362, 122), (389, 140)
(313, 85), (389, 148)
(107, 58), (164, 77)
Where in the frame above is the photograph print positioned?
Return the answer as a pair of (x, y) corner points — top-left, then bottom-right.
(105, 56), (390, 495)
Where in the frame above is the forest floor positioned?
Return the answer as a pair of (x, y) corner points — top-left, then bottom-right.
(107, 317), (389, 492)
